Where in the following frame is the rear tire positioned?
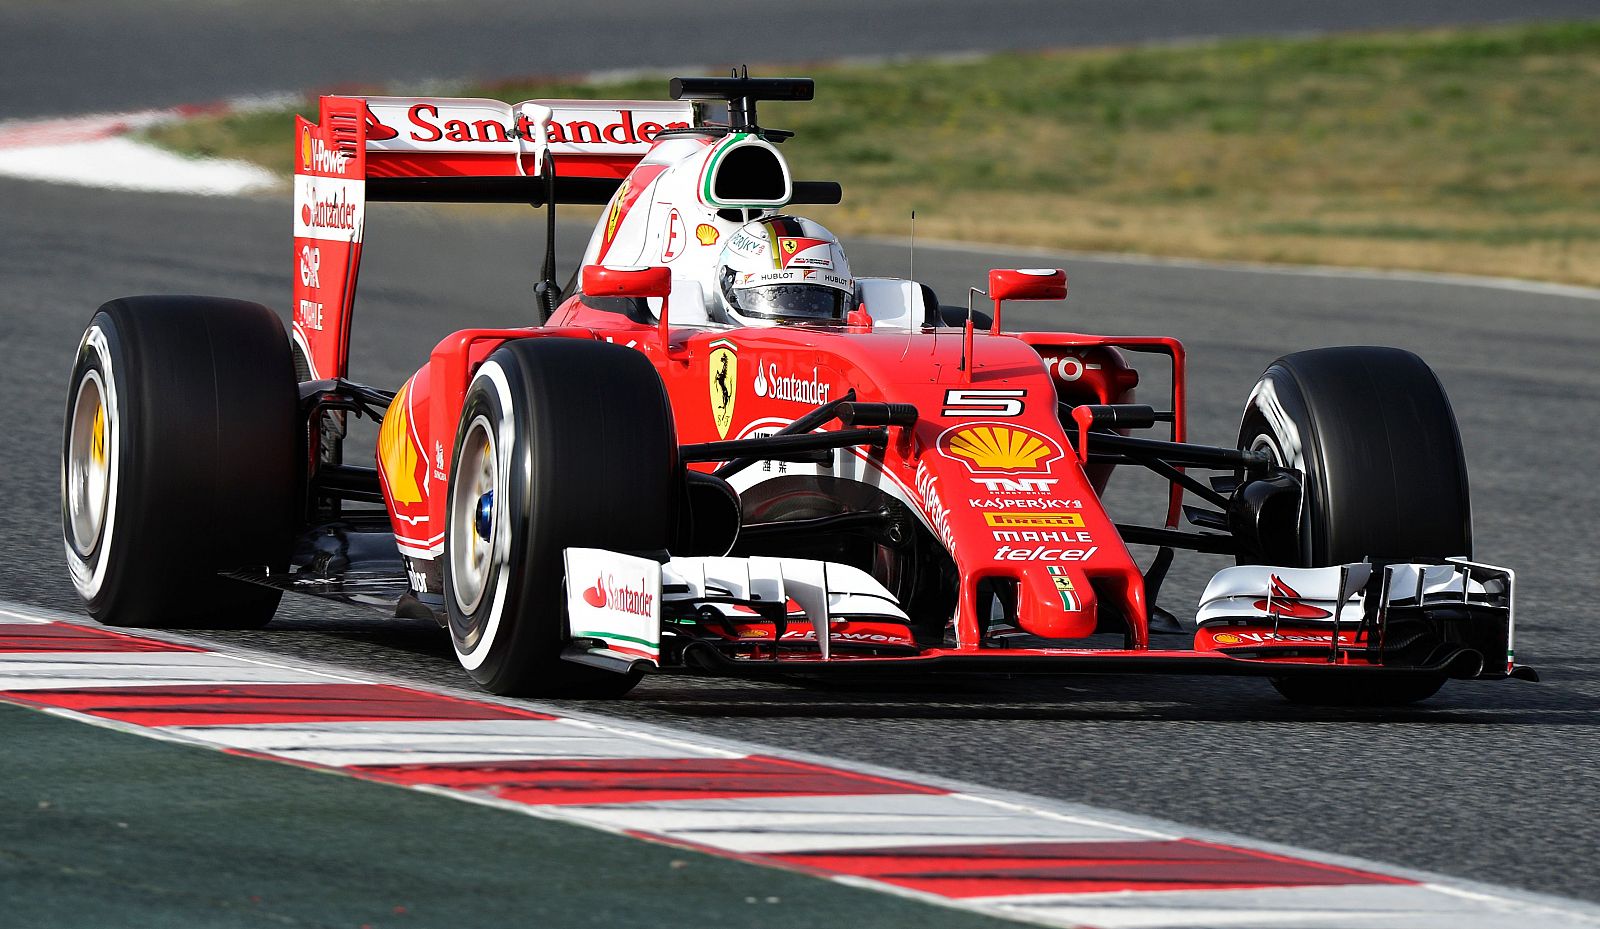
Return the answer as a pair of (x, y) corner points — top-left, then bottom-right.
(62, 296), (297, 628)
(443, 339), (678, 697)
(1237, 346), (1470, 706)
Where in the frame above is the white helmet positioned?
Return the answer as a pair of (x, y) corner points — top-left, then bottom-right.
(714, 215), (855, 326)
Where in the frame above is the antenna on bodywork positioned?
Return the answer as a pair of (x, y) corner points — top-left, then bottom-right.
(536, 154), (558, 321)
(909, 210), (916, 283)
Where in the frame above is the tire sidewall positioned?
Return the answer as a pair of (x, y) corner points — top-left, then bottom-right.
(62, 313), (128, 609)
(61, 296), (296, 627)
(1237, 347), (1471, 567)
(445, 358), (528, 679)
(1238, 364), (1321, 566)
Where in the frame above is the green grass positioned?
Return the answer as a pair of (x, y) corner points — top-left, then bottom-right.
(145, 20), (1600, 286)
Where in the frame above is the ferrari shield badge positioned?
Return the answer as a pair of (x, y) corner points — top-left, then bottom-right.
(708, 339), (738, 438)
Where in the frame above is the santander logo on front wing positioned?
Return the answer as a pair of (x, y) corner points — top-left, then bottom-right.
(583, 574), (654, 616)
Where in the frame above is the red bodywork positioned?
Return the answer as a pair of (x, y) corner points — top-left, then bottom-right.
(291, 93), (1435, 676)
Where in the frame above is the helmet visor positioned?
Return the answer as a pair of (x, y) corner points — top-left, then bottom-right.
(731, 283), (852, 321)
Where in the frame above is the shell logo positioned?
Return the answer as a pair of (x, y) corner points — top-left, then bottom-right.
(696, 223), (719, 246)
(938, 423), (1063, 474)
(378, 382), (423, 506)
(300, 126), (313, 171)
(1212, 632), (1244, 645)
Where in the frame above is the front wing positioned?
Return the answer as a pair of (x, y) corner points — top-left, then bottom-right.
(561, 549), (1532, 683)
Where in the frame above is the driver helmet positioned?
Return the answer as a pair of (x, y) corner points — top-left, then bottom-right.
(714, 215), (855, 326)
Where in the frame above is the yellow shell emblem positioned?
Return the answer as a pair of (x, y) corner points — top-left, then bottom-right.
(378, 381), (422, 505)
(300, 126), (313, 171)
(940, 424), (1061, 474)
(708, 340), (738, 439)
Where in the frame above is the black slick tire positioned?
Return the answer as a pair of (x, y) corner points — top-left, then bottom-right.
(443, 339), (678, 697)
(61, 296), (297, 628)
(1237, 346), (1471, 705)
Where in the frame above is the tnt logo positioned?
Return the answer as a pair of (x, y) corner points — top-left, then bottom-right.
(973, 477), (1058, 493)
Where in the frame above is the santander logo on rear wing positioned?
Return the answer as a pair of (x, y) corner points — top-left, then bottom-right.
(361, 95), (694, 179)
(290, 93), (695, 382)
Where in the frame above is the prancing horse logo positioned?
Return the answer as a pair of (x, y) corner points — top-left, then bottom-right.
(708, 339), (738, 439)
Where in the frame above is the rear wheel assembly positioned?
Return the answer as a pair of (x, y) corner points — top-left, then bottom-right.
(62, 296), (297, 628)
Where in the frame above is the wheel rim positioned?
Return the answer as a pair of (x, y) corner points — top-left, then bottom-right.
(65, 371), (113, 557)
(449, 415), (499, 614)
(1248, 430), (1315, 565)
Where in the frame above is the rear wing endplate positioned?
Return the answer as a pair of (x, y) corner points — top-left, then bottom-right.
(290, 93), (693, 378)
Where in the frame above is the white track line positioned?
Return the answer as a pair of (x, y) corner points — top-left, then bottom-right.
(3, 598), (1599, 929)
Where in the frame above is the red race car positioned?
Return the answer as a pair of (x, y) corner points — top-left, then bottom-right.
(62, 75), (1533, 704)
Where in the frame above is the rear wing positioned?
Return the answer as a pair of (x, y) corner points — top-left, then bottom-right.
(290, 93), (693, 379)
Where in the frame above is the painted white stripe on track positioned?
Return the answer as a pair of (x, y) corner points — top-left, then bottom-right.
(0, 650), (330, 690)
(978, 882), (1600, 929)
(0, 608), (55, 624)
(5, 602), (1600, 929)
(0, 136), (276, 195)
(169, 718), (729, 766)
(554, 791), (1147, 854)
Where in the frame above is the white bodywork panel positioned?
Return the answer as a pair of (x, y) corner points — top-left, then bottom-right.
(565, 549), (909, 667)
(1198, 559), (1505, 625)
(855, 277), (928, 330)
(563, 548), (663, 663)
(663, 555), (907, 623)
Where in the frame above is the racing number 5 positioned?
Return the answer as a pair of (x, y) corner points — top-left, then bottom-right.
(942, 388), (1025, 417)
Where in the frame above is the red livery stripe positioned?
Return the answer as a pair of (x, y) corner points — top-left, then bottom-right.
(770, 839), (1415, 898)
(11, 683), (555, 726)
(0, 622), (201, 653)
(355, 754), (947, 805)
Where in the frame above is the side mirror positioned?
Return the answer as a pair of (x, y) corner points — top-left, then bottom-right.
(988, 268), (1067, 303)
(984, 268), (1066, 336)
(581, 264), (677, 355)
(581, 264), (672, 299)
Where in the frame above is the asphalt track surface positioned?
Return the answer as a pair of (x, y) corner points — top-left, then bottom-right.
(3, 174), (1598, 907)
(1, 0), (1598, 119)
(4, 0), (1600, 918)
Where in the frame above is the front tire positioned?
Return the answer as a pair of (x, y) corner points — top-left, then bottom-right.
(1237, 346), (1471, 705)
(443, 339), (678, 697)
(62, 296), (297, 628)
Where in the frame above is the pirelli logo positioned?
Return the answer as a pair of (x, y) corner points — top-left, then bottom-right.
(983, 512), (1084, 529)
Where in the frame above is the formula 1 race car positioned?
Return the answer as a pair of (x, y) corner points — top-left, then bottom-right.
(61, 75), (1534, 704)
